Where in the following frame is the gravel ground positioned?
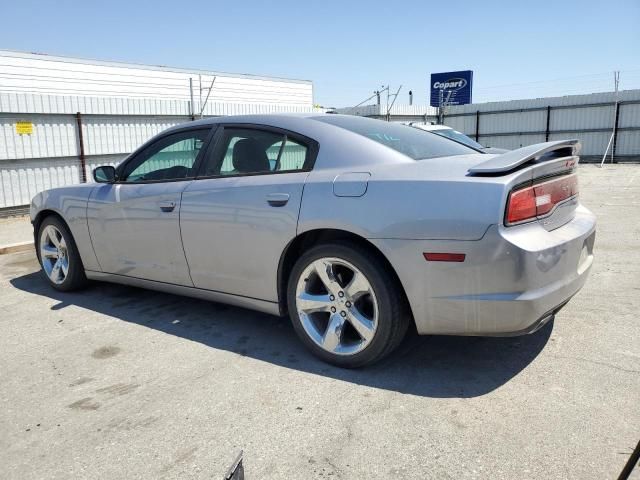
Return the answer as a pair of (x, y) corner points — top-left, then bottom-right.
(0, 164), (638, 479)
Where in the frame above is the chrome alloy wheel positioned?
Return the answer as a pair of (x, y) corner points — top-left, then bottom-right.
(40, 225), (69, 285)
(295, 257), (379, 355)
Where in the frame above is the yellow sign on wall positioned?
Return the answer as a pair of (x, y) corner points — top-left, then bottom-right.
(16, 121), (33, 135)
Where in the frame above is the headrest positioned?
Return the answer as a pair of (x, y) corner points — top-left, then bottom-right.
(232, 138), (270, 173)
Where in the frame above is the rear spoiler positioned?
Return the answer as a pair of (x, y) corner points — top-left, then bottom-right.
(468, 140), (580, 174)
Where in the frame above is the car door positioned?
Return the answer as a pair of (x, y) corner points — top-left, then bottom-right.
(87, 127), (214, 285)
(180, 125), (318, 302)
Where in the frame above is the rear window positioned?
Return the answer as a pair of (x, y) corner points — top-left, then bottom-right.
(313, 115), (477, 160)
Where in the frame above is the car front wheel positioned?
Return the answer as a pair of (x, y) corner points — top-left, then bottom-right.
(287, 242), (409, 368)
(37, 216), (87, 291)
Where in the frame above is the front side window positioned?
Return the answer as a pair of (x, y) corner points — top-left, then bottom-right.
(203, 128), (309, 177)
(313, 115), (477, 160)
(121, 129), (210, 182)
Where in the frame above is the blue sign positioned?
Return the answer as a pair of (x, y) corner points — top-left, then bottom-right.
(430, 70), (473, 107)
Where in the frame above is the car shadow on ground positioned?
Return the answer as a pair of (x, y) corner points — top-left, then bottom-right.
(10, 269), (553, 399)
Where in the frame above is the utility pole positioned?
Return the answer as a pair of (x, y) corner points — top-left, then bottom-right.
(386, 86), (390, 116)
(386, 85), (402, 121)
(189, 78), (195, 121)
(199, 77), (217, 118)
(198, 74), (202, 117)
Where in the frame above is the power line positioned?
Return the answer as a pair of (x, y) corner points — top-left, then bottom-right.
(472, 71), (631, 92)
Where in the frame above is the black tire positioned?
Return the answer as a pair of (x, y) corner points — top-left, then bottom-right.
(287, 241), (410, 368)
(36, 215), (88, 292)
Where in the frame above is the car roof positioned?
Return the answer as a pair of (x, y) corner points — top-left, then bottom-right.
(170, 112), (320, 129)
(136, 114), (419, 171)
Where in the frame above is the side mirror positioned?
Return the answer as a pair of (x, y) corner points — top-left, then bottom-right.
(93, 165), (117, 183)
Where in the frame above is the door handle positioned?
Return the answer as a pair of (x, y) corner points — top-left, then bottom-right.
(159, 201), (176, 212)
(266, 193), (290, 207)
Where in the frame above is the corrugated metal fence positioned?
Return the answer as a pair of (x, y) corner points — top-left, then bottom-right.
(0, 92), (319, 214)
(443, 90), (640, 160)
(336, 90), (640, 161)
(3, 90), (640, 214)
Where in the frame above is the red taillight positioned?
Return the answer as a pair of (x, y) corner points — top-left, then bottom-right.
(506, 174), (578, 225)
(506, 187), (537, 225)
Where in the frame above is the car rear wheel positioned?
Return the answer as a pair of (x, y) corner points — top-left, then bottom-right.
(287, 242), (409, 368)
(37, 216), (87, 291)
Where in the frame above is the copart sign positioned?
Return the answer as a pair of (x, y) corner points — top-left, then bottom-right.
(430, 70), (473, 107)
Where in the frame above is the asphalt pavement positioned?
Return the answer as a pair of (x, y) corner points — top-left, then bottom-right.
(0, 164), (638, 479)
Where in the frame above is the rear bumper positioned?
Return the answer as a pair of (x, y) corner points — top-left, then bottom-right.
(371, 205), (596, 335)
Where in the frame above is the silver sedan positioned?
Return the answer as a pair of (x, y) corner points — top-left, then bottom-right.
(30, 114), (596, 367)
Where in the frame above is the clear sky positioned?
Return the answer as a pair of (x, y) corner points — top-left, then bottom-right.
(1, 0), (639, 107)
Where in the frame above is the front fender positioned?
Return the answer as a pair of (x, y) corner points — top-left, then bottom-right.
(30, 185), (100, 272)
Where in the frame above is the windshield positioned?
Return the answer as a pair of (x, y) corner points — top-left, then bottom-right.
(313, 115), (477, 160)
(431, 128), (485, 150)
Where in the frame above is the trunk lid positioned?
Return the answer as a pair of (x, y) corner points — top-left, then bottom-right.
(467, 140), (581, 231)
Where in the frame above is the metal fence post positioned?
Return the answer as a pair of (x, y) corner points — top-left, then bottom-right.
(75, 112), (87, 183)
(612, 102), (621, 163)
(545, 106), (551, 142)
(475, 110), (480, 142)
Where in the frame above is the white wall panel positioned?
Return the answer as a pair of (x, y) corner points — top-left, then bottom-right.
(481, 134), (546, 150)
(0, 91), (192, 116)
(479, 110), (546, 134)
(612, 131), (639, 156)
(0, 154), (128, 208)
(82, 116), (188, 156)
(0, 114), (77, 160)
(550, 105), (615, 131)
(443, 116), (476, 134)
(618, 103), (640, 128)
(0, 50), (313, 110)
(0, 157), (79, 208)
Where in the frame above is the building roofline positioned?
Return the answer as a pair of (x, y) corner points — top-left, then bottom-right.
(0, 49), (313, 85)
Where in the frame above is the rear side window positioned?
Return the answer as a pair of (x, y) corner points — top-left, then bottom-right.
(278, 138), (307, 171)
(202, 127), (310, 177)
(313, 115), (477, 160)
